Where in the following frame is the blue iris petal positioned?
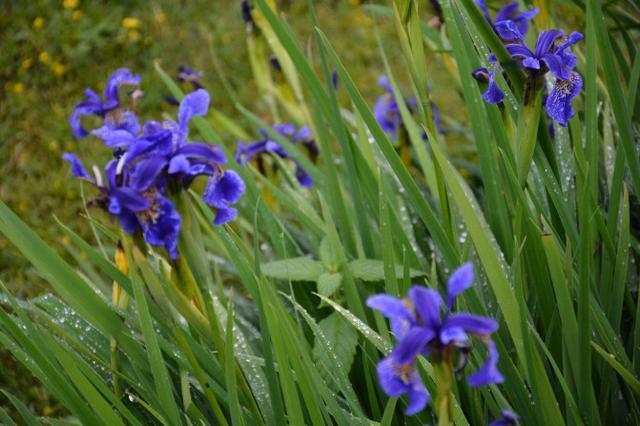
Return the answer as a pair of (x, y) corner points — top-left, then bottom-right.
(203, 170), (246, 225)
(376, 356), (430, 416)
(545, 72), (582, 127)
(466, 340), (504, 386)
(446, 262), (474, 309)
(62, 153), (94, 182)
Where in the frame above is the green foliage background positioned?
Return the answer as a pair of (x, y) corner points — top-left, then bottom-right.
(0, 0), (399, 415)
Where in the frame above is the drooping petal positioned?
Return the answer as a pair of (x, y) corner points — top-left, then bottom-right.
(212, 170), (245, 205)
(377, 356), (429, 415)
(213, 206), (238, 226)
(62, 153), (94, 182)
(139, 194), (181, 259)
(466, 340), (504, 386)
(377, 356), (407, 397)
(408, 286), (443, 329)
(545, 72), (582, 127)
(482, 64), (505, 104)
(444, 313), (499, 335)
(203, 170), (245, 225)
(447, 262), (474, 308)
(391, 326), (435, 364)
(178, 89), (210, 131)
(405, 379), (430, 416)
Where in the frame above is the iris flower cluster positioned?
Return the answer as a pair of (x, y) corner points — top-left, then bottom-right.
(64, 69), (245, 259)
(373, 76), (441, 140)
(473, 5), (584, 126)
(236, 123), (317, 188)
(367, 263), (503, 415)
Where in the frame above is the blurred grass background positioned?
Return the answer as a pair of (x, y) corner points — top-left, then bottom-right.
(0, 0), (429, 416)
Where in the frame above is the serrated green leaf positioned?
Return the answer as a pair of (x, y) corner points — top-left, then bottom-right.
(317, 272), (342, 298)
(260, 257), (324, 281)
(319, 237), (339, 272)
(348, 259), (425, 282)
(313, 312), (358, 380)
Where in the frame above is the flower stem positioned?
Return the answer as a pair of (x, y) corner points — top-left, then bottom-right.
(434, 349), (454, 426)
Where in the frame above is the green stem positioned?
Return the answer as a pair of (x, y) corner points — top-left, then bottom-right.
(434, 350), (454, 426)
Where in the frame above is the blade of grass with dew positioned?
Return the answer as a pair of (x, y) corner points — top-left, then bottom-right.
(316, 29), (459, 267)
(127, 250), (182, 426)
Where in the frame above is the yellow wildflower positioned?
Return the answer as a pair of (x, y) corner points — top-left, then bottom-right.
(51, 62), (66, 76)
(63, 0), (79, 9)
(121, 17), (141, 29)
(127, 29), (141, 42)
(72, 10), (82, 20)
(21, 58), (33, 69)
(48, 140), (60, 153)
(39, 51), (51, 64)
(33, 17), (45, 29)
(154, 12), (166, 24)
(13, 83), (25, 94)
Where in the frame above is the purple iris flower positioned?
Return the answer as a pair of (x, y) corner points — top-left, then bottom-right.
(475, 0), (539, 41)
(475, 24), (584, 126)
(366, 263), (504, 415)
(63, 83), (245, 258)
(236, 123), (316, 187)
(374, 76), (403, 136)
(62, 153), (182, 258)
(490, 410), (519, 426)
(126, 89), (245, 225)
(69, 68), (141, 139)
(374, 76), (442, 139)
